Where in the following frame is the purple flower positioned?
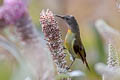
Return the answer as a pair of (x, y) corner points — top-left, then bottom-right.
(0, 0), (28, 25)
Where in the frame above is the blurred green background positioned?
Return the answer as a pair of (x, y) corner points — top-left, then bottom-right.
(1, 0), (120, 80)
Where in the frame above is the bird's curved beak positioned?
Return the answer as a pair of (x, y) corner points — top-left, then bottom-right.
(55, 14), (65, 19)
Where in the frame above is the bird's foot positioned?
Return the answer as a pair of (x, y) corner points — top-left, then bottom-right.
(66, 67), (70, 70)
(63, 46), (66, 49)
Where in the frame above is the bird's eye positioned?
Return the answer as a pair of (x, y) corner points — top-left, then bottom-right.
(66, 18), (69, 20)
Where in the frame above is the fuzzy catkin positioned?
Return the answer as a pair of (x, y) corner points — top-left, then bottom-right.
(40, 9), (69, 73)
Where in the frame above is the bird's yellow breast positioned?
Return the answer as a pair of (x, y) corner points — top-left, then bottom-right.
(64, 29), (80, 58)
(68, 29), (71, 33)
(64, 29), (73, 48)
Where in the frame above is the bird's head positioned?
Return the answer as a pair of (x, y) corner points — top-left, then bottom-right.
(55, 15), (74, 26)
(55, 14), (79, 33)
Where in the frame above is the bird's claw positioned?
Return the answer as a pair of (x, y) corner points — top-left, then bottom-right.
(66, 67), (70, 70)
(63, 46), (66, 49)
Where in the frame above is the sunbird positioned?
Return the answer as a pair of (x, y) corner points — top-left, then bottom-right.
(55, 15), (90, 70)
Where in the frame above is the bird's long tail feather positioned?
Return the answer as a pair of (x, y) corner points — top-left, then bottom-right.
(84, 59), (90, 71)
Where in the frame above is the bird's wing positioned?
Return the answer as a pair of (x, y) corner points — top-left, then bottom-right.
(73, 39), (85, 63)
(73, 38), (90, 70)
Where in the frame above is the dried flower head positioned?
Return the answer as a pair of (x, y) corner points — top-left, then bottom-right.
(95, 43), (120, 80)
(107, 42), (120, 68)
(40, 9), (68, 73)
